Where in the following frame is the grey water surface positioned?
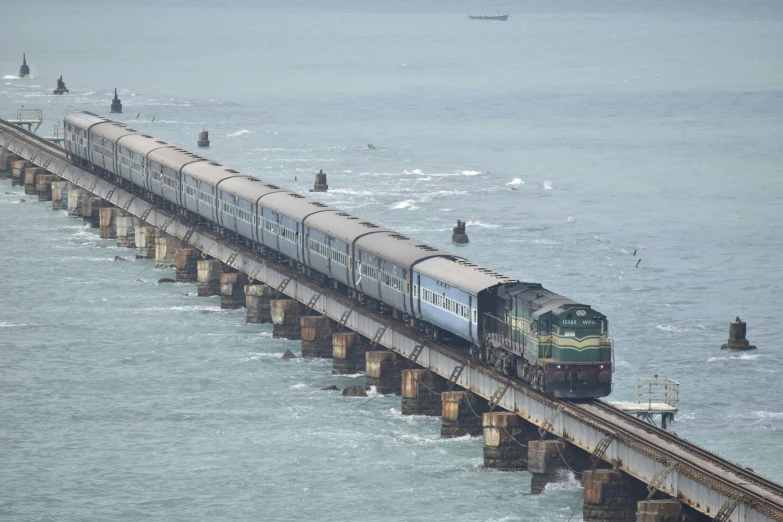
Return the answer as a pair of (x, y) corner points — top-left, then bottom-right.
(1, 0), (782, 520)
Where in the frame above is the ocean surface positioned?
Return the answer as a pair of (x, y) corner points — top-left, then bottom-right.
(1, 0), (782, 520)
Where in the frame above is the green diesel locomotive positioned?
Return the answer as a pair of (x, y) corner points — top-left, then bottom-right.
(482, 283), (613, 399)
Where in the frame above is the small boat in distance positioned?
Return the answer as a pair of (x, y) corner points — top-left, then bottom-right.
(468, 14), (509, 20)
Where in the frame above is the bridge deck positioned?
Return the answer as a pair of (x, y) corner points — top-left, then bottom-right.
(2, 119), (781, 522)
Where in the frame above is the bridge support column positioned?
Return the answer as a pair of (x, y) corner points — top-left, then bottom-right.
(365, 351), (403, 394)
(197, 259), (224, 296)
(245, 284), (274, 323)
(636, 500), (703, 522)
(332, 332), (370, 374)
(52, 181), (71, 210)
(99, 207), (118, 239)
(82, 197), (106, 228)
(528, 439), (574, 493)
(482, 412), (531, 470)
(35, 173), (56, 201)
(24, 167), (42, 195)
(583, 469), (646, 522)
(175, 248), (199, 282)
(401, 369), (446, 416)
(67, 188), (87, 217)
(117, 214), (140, 248)
(220, 272), (248, 309)
(11, 160), (30, 186)
(155, 236), (182, 268)
(441, 391), (487, 438)
(301, 315), (337, 357)
(135, 226), (156, 259)
(0, 150), (13, 178)
(271, 299), (305, 340)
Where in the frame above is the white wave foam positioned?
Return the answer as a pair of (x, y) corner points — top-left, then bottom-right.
(543, 180), (554, 190)
(506, 178), (524, 186)
(708, 352), (760, 362)
(543, 469), (582, 492)
(290, 383), (308, 389)
(656, 324), (707, 334)
(567, 216), (575, 222)
(461, 170), (485, 176)
(403, 169), (424, 175)
(341, 170), (353, 174)
(4, 74), (34, 79)
(392, 200), (418, 210)
(226, 129), (253, 137)
(466, 220), (501, 229)
(0, 322), (44, 328)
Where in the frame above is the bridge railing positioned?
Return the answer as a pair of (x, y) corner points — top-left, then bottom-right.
(638, 376), (679, 409)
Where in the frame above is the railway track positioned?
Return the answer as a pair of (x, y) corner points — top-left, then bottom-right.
(3, 118), (782, 520)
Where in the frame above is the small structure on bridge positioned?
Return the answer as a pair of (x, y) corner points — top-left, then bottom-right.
(19, 53), (30, 78)
(8, 107), (43, 133)
(197, 130), (209, 148)
(721, 316), (756, 351)
(53, 76), (69, 95)
(310, 169), (328, 192)
(42, 121), (65, 145)
(110, 88), (122, 114)
(452, 219), (469, 244)
(613, 376), (679, 429)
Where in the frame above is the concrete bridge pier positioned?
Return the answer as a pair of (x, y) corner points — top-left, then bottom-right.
(219, 272), (248, 308)
(67, 188), (88, 217)
(271, 299), (305, 339)
(35, 174), (56, 201)
(365, 350), (404, 394)
(482, 412), (535, 470)
(582, 469), (648, 522)
(51, 181), (71, 209)
(440, 391), (488, 438)
(117, 214), (140, 247)
(0, 149), (16, 178)
(401, 369), (446, 416)
(24, 167), (42, 195)
(197, 259), (225, 296)
(134, 226), (156, 259)
(81, 197), (107, 228)
(331, 332), (370, 374)
(99, 207), (118, 239)
(155, 236), (182, 269)
(300, 315), (337, 357)
(175, 248), (200, 282)
(11, 159), (30, 186)
(245, 283), (274, 323)
(528, 439), (576, 493)
(636, 499), (710, 522)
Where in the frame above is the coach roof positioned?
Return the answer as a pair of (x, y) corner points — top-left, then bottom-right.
(259, 191), (338, 222)
(215, 176), (286, 202)
(356, 232), (452, 269)
(415, 256), (516, 295)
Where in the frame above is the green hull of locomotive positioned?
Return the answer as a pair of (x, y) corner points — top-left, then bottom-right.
(482, 283), (613, 399)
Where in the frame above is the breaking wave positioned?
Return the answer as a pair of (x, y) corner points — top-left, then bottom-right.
(226, 130), (253, 137)
(392, 200), (418, 210)
(707, 353), (761, 362)
(507, 178), (524, 186)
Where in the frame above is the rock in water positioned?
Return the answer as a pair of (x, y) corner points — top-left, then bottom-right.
(114, 256), (128, 262)
(281, 349), (297, 359)
(95, 242), (106, 248)
(157, 278), (176, 284)
(342, 385), (367, 397)
(321, 385), (339, 391)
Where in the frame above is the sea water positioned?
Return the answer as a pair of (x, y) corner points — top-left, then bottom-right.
(1, 0), (782, 520)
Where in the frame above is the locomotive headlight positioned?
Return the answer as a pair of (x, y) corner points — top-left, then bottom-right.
(599, 365), (604, 369)
(556, 365), (561, 369)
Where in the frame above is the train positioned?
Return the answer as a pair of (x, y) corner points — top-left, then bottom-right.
(63, 111), (614, 399)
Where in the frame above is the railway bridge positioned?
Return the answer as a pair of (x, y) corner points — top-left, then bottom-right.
(2, 119), (782, 522)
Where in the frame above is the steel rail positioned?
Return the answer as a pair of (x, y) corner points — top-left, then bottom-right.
(2, 118), (782, 521)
